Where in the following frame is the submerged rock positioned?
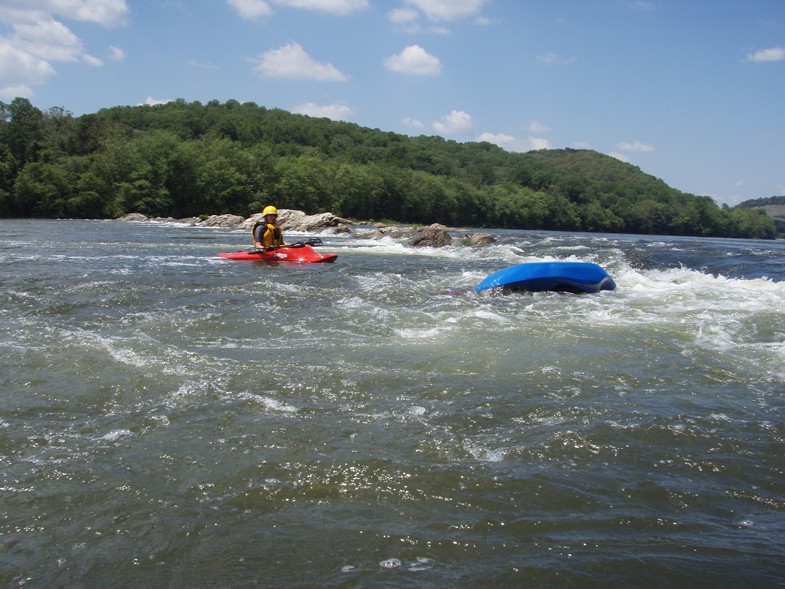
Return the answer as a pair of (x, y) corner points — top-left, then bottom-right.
(354, 225), (416, 240)
(463, 232), (495, 246)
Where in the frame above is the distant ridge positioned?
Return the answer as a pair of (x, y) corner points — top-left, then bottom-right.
(738, 196), (785, 236)
(737, 195), (785, 208)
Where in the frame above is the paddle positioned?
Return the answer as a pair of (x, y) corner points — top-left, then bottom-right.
(300, 236), (324, 247)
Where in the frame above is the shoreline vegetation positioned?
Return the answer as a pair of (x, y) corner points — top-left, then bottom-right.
(1, 97), (779, 239)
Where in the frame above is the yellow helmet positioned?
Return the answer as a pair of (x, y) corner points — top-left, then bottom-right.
(262, 205), (278, 216)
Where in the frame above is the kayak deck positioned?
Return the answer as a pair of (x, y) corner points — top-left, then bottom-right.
(475, 261), (616, 294)
(217, 244), (337, 263)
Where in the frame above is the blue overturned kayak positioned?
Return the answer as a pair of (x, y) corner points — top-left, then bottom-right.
(475, 262), (616, 294)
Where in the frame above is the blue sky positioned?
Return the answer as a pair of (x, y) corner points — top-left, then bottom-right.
(0, 0), (783, 206)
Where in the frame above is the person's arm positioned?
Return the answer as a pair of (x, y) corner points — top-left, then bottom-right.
(253, 224), (265, 249)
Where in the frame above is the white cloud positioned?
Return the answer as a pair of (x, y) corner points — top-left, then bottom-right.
(476, 132), (552, 152)
(252, 42), (348, 81)
(82, 53), (102, 66)
(524, 137), (552, 151)
(0, 82), (34, 99)
(477, 131), (515, 146)
(13, 18), (87, 62)
(387, 7), (419, 25)
(390, 0), (489, 32)
(402, 116), (424, 129)
(274, 0), (369, 15)
(432, 109), (472, 135)
(228, 0), (368, 18)
(479, 123), (553, 149)
(404, 0), (489, 22)
(537, 52), (575, 66)
(292, 102), (354, 120)
(0, 38), (54, 98)
(0, 0), (128, 27)
(0, 0), (129, 27)
(746, 46), (785, 62)
(610, 152), (631, 162)
(385, 45), (442, 76)
(0, 1), (127, 97)
(142, 96), (173, 106)
(187, 59), (220, 70)
(227, 0), (273, 20)
(67, 0), (128, 26)
(616, 140), (654, 153)
(109, 45), (125, 61)
(525, 120), (550, 133)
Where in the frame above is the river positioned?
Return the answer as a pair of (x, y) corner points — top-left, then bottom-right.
(2, 219), (784, 588)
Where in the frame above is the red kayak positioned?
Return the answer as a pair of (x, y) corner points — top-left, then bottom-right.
(217, 243), (337, 263)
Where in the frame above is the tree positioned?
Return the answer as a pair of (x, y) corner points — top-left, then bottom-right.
(273, 155), (329, 213)
(0, 98), (44, 171)
(0, 97), (773, 238)
(101, 130), (182, 217)
(13, 161), (72, 217)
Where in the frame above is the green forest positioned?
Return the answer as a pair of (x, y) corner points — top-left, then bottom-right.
(738, 195), (785, 236)
(0, 96), (776, 239)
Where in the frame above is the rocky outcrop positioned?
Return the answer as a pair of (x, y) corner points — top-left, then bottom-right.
(119, 210), (350, 232)
(118, 213), (149, 222)
(282, 210), (352, 232)
(118, 211), (483, 248)
(408, 224), (453, 248)
(239, 210), (353, 233)
(275, 209), (308, 229)
(200, 214), (246, 228)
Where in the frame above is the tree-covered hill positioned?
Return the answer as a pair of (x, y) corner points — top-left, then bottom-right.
(0, 97), (775, 238)
(737, 195), (785, 208)
(738, 196), (785, 237)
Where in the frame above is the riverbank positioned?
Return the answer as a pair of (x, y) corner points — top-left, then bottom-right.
(119, 209), (497, 247)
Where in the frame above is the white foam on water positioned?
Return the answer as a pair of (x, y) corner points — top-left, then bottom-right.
(238, 392), (298, 414)
(463, 439), (509, 463)
(4, 221), (785, 587)
(394, 325), (446, 340)
(407, 405), (427, 417)
(612, 266), (785, 360)
(164, 379), (214, 408)
(408, 557), (435, 571)
(99, 429), (133, 441)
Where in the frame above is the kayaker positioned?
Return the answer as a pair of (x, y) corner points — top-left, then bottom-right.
(253, 206), (286, 250)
